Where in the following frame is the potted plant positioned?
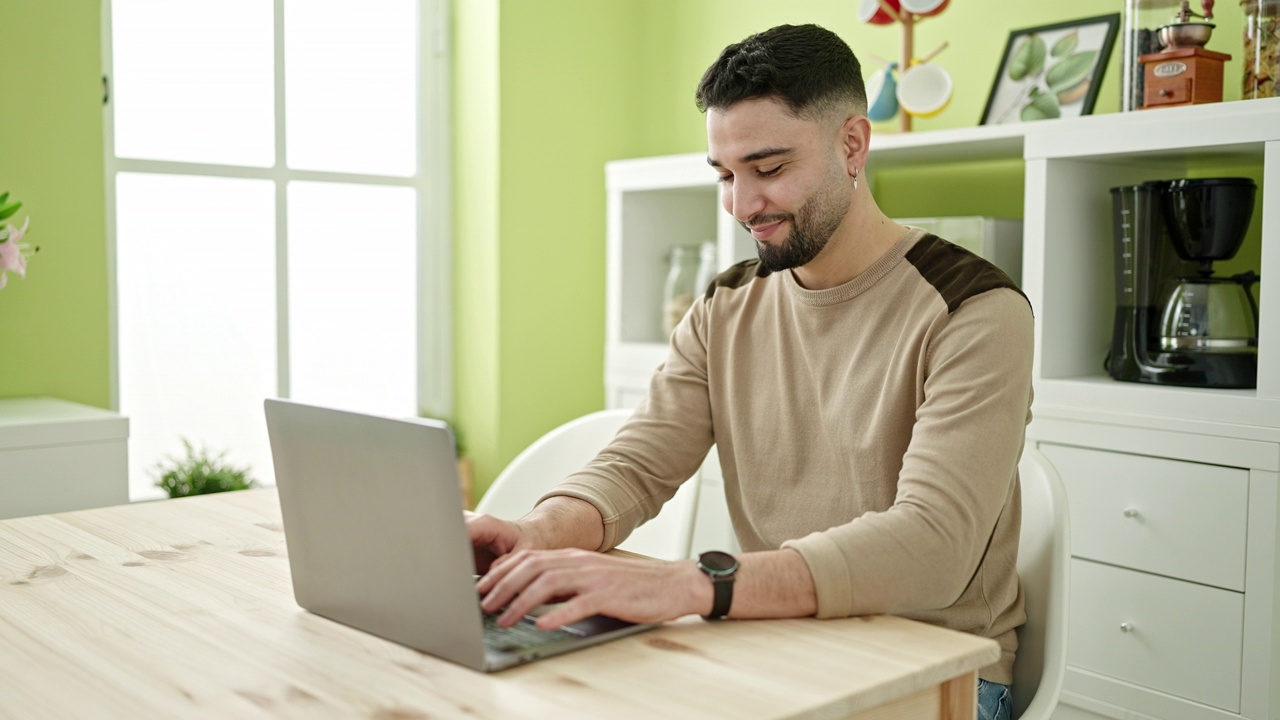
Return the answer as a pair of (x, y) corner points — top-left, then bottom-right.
(153, 438), (258, 498)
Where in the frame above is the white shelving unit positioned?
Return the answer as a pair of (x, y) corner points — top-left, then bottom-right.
(605, 96), (1280, 720)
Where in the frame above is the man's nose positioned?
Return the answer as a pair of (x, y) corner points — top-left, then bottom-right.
(726, 179), (765, 224)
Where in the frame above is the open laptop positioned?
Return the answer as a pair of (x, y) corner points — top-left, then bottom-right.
(264, 398), (654, 672)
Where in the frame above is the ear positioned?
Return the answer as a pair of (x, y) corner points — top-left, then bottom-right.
(838, 114), (872, 177)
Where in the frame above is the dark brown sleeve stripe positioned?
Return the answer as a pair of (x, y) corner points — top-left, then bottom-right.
(704, 258), (769, 301)
(903, 233), (1030, 315)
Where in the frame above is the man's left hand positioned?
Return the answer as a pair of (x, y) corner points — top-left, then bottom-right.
(476, 549), (711, 630)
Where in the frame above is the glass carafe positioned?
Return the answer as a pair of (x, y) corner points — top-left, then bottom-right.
(1159, 276), (1260, 352)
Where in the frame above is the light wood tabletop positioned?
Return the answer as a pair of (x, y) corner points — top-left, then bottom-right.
(0, 488), (999, 719)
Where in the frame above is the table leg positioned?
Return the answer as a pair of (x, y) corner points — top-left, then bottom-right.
(939, 670), (978, 720)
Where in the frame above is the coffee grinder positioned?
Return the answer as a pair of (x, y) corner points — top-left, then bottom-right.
(1107, 177), (1260, 388)
(1138, 0), (1232, 108)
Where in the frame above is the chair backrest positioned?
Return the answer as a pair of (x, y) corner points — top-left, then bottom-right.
(1011, 446), (1071, 720)
(475, 409), (701, 561)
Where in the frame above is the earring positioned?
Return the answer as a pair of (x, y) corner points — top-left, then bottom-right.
(853, 168), (859, 190)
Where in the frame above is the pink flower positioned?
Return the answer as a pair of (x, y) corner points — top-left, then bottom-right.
(0, 217), (31, 290)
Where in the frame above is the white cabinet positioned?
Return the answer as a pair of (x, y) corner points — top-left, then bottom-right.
(0, 397), (130, 519)
(606, 97), (1280, 720)
(1021, 97), (1280, 720)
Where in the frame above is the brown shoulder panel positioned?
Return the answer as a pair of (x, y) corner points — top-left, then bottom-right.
(903, 234), (1029, 314)
(703, 258), (770, 301)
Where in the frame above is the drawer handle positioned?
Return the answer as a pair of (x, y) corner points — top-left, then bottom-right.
(1123, 508), (1140, 518)
(1120, 622), (1135, 633)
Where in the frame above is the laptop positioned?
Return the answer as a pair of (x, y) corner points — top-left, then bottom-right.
(264, 398), (655, 671)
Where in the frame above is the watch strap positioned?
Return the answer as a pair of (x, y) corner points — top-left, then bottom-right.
(708, 575), (733, 619)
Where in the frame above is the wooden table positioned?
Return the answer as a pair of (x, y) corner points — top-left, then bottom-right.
(0, 489), (999, 719)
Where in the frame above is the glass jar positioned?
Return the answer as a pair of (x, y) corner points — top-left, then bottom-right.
(1122, 0), (1182, 111)
(1242, 0), (1280, 99)
(661, 244), (700, 337)
(694, 241), (718, 295)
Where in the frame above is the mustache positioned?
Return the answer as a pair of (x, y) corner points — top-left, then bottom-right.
(739, 213), (794, 233)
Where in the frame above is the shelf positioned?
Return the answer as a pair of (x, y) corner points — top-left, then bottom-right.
(867, 122), (1027, 168)
(1026, 97), (1280, 162)
(1034, 375), (1280, 432)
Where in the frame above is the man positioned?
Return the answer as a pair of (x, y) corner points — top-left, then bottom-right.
(468, 23), (1032, 720)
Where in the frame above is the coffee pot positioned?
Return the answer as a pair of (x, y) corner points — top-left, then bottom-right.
(1108, 177), (1259, 388)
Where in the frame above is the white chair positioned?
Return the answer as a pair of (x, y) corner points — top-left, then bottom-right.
(475, 409), (701, 561)
(1011, 446), (1072, 720)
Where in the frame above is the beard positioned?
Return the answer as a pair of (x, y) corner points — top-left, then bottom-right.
(744, 166), (851, 273)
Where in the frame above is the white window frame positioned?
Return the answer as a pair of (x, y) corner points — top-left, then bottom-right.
(101, 0), (453, 426)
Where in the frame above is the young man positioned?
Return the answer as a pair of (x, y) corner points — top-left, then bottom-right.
(469, 24), (1032, 720)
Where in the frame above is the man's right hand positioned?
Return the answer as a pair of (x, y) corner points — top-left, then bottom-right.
(465, 511), (530, 574)
(465, 496), (607, 574)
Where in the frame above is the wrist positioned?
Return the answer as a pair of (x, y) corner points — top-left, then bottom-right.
(521, 496), (605, 551)
(683, 559), (715, 617)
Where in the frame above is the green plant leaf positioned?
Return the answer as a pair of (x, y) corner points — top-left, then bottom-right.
(1046, 50), (1099, 93)
(0, 201), (21, 221)
(152, 437), (258, 498)
(1052, 31), (1079, 58)
(0, 192), (9, 206)
(1056, 77), (1092, 105)
(1008, 35), (1047, 81)
(1021, 92), (1062, 121)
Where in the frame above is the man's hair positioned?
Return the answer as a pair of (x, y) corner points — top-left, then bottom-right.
(695, 24), (867, 121)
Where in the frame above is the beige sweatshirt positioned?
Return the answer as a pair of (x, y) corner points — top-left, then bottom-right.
(546, 228), (1033, 684)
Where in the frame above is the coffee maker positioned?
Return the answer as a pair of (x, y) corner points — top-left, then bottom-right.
(1107, 177), (1260, 388)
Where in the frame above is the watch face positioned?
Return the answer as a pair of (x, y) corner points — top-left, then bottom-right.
(699, 550), (737, 574)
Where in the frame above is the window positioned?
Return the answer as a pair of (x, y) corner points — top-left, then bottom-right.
(105, 0), (451, 499)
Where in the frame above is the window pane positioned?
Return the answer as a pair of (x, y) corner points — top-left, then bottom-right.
(288, 182), (416, 415)
(116, 173), (278, 500)
(284, 0), (417, 176)
(111, 0), (274, 166)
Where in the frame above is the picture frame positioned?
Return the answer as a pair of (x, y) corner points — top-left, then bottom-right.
(980, 13), (1121, 125)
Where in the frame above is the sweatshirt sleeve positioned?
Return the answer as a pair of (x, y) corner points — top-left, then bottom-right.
(538, 297), (716, 551)
(782, 288), (1034, 617)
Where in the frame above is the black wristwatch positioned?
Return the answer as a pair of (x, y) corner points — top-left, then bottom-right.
(697, 550), (739, 620)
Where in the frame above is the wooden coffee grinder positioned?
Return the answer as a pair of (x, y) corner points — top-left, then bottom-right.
(1140, 0), (1231, 108)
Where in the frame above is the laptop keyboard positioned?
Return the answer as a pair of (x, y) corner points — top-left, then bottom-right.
(483, 612), (584, 653)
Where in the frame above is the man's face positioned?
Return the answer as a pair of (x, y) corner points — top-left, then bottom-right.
(707, 97), (852, 273)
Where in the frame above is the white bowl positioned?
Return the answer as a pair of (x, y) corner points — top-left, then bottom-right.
(900, 0), (950, 16)
(858, 0), (901, 25)
(896, 63), (953, 118)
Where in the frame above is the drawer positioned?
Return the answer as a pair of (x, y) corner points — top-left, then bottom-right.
(1069, 559), (1243, 713)
(1144, 77), (1191, 107)
(1039, 444), (1247, 590)
(1, 442), (130, 519)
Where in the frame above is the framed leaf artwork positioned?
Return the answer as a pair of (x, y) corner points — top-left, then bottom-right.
(980, 13), (1121, 125)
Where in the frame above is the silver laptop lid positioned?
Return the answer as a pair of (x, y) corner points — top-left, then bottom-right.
(264, 398), (487, 670)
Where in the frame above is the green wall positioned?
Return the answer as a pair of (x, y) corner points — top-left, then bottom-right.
(454, 0), (652, 495)
(0, 0), (109, 407)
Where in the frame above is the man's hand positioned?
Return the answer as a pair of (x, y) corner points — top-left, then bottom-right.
(465, 496), (606, 573)
(465, 511), (529, 574)
(476, 549), (711, 630)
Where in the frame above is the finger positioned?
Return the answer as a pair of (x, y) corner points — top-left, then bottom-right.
(534, 595), (598, 630)
(498, 566), (585, 626)
(486, 551), (592, 620)
(479, 548), (546, 609)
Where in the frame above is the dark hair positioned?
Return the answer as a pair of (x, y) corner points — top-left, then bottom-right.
(695, 24), (866, 120)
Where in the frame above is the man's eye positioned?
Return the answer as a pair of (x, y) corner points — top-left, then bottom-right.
(758, 165), (783, 177)
(716, 174), (734, 184)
